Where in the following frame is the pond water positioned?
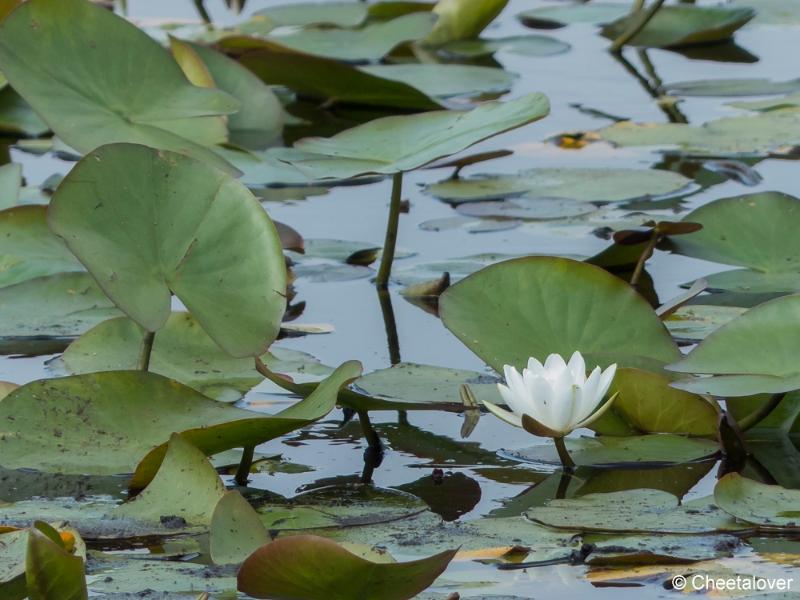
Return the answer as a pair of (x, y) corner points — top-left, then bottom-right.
(2, 0), (800, 598)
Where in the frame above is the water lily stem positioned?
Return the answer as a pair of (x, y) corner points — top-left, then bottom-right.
(738, 392), (787, 432)
(630, 231), (659, 287)
(375, 172), (404, 288)
(553, 437), (576, 470)
(254, 356), (305, 395)
(234, 445), (255, 486)
(358, 409), (382, 450)
(610, 0), (667, 52)
(138, 331), (155, 371)
(193, 0), (212, 24)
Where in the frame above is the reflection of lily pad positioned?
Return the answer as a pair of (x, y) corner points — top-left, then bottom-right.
(426, 168), (693, 203)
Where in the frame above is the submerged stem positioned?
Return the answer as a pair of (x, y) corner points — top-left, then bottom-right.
(610, 0), (667, 52)
(138, 331), (156, 371)
(375, 172), (404, 288)
(357, 409), (382, 450)
(553, 437), (576, 470)
(234, 445), (255, 486)
(739, 392), (787, 432)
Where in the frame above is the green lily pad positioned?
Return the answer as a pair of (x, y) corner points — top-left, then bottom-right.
(670, 192), (800, 293)
(278, 93), (549, 179)
(438, 34), (570, 58)
(668, 295), (800, 396)
(601, 5), (755, 48)
(255, 1), (368, 27)
(729, 92), (800, 112)
(715, 473), (800, 530)
(730, 0), (800, 25)
(666, 78), (800, 97)
(55, 312), (332, 401)
(236, 37), (443, 110)
(0, 364), (357, 476)
(426, 167), (693, 203)
(361, 64), (516, 98)
(517, 4), (630, 27)
(527, 489), (742, 534)
(591, 368), (720, 436)
(0, 163), (21, 210)
(351, 362), (501, 411)
(210, 491), (270, 565)
(0, 87), (49, 137)
(48, 143), (287, 358)
(0, 205), (83, 288)
(424, 0), (508, 45)
(237, 534), (456, 600)
(455, 198), (596, 221)
(439, 256), (679, 372)
(596, 109), (800, 158)
(509, 435), (719, 468)
(26, 528), (87, 600)
(267, 13), (436, 62)
(185, 42), (287, 149)
(114, 434), (225, 527)
(0, 273), (121, 340)
(664, 305), (747, 342)
(0, 0), (238, 172)
(585, 532), (739, 565)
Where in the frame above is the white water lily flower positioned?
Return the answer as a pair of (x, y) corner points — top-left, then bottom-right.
(484, 351), (617, 437)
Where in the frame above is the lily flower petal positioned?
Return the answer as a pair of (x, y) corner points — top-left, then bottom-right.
(483, 399), (523, 428)
(575, 391), (620, 430)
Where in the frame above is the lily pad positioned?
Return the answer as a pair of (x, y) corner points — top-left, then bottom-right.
(267, 13), (436, 62)
(55, 312), (332, 401)
(509, 434), (718, 468)
(601, 5), (755, 49)
(210, 491), (270, 565)
(715, 473), (800, 530)
(439, 256), (679, 372)
(670, 192), (800, 293)
(0, 364), (357, 476)
(730, 0), (800, 25)
(351, 362), (502, 411)
(26, 528), (87, 600)
(0, 0), (239, 172)
(0, 88), (49, 137)
(0, 273), (121, 340)
(255, 1), (368, 27)
(361, 64), (516, 98)
(0, 205), (83, 288)
(438, 34), (570, 58)
(48, 143), (287, 358)
(517, 4), (630, 28)
(585, 532), (739, 565)
(668, 295), (800, 396)
(664, 305), (746, 342)
(666, 78), (800, 97)
(527, 489), (741, 534)
(237, 535), (456, 600)
(455, 198), (596, 221)
(184, 42), (287, 149)
(596, 109), (800, 158)
(591, 368), (720, 437)
(277, 93), (549, 179)
(729, 92), (800, 112)
(237, 38), (443, 110)
(0, 163), (21, 210)
(426, 168), (693, 203)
